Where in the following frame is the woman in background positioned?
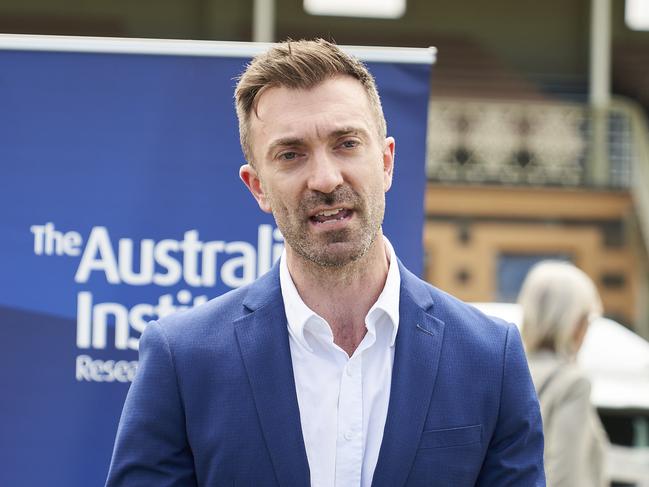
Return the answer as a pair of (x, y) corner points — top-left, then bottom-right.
(518, 260), (608, 487)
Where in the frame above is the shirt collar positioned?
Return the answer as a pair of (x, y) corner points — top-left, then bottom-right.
(280, 249), (321, 352)
(367, 237), (401, 346)
(279, 236), (401, 351)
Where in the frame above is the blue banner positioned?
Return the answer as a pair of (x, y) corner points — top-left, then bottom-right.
(0, 38), (433, 486)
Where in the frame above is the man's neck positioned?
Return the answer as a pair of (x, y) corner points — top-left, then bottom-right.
(285, 235), (390, 356)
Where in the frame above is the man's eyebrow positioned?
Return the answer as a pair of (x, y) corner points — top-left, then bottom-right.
(268, 137), (304, 151)
(265, 137), (305, 158)
(330, 127), (367, 138)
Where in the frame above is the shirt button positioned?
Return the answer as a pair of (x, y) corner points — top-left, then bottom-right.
(344, 430), (354, 441)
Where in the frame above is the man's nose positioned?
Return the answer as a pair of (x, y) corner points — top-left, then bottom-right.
(306, 151), (344, 194)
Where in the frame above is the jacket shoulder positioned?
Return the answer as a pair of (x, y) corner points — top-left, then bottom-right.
(403, 269), (514, 353)
(152, 264), (280, 347)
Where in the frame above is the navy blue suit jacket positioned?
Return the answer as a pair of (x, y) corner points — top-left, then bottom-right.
(106, 261), (545, 486)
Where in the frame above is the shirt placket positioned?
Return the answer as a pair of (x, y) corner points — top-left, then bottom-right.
(335, 352), (363, 486)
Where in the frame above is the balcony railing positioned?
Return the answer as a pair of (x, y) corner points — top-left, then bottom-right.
(426, 97), (635, 188)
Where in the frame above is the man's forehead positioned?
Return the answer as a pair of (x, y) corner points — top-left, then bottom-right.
(246, 76), (381, 162)
(256, 80), (372, 127)
(254, 76), (371, 116)
(258, 118), (374, 153)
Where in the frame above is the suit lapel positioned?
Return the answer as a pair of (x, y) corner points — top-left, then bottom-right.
(372, 263), (446, 487)
(233, 266), (310, 487)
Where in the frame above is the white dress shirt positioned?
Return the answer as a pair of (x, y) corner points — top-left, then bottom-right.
(279, 237), (401, 487)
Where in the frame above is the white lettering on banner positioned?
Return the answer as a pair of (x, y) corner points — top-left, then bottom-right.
(75, 226), (121, 284)
(75, 290), (208, 350)
(70, 225), (284, 287)
(153, 239), (182, 286)
(31, 222), (82, 256)
(28, 222), (285, 382)
(75, 355), (138, 383)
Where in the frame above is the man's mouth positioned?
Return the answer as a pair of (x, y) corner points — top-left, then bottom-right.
(310, 207), (353, 224)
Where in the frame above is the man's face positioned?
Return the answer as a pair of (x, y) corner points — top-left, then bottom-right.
(240, 75), (395, 267)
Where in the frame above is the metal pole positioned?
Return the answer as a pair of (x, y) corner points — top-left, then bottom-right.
(590, 0), (611, 107)
(253, 0), (275, 43)
(589, 0), (612, 186)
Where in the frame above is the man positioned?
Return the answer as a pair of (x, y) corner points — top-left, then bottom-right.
(106, 39), (544, 486)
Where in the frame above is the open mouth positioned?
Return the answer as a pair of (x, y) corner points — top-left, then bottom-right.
(309, 207), (353, 224)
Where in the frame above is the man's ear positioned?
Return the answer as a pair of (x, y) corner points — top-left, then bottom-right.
(382, 136), (395, 192)
(239, 164), (272, 213)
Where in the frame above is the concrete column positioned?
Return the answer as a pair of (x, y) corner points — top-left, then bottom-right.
(589, 0), (612, 186)
(253, 0), (275, 42)
(590, 0), (611, 107)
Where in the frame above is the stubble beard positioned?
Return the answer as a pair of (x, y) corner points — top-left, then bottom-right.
(270, 185), (385, 269)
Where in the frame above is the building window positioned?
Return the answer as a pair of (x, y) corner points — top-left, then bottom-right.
(497, 253), (571, 302)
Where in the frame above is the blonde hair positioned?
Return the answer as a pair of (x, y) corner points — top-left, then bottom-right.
(234, 38), (387, 164)
(518, 261), (602, 357)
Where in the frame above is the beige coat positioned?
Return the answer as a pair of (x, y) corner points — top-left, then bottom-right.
(528, 352), (608, 487)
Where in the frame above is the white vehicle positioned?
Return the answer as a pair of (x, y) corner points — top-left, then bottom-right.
(473, 303), (649, 487)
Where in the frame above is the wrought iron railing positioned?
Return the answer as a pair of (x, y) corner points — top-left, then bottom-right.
(426, 97), (635, 188)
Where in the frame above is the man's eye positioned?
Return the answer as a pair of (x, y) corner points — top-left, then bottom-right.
(340, 140), (359, 149)
(279, 152), (298, 160)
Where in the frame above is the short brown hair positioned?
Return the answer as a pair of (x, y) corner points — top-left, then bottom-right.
(234, 38), (387, 164)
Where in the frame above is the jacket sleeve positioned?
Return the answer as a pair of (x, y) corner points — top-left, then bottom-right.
(476, 324), (546, 486)
(105, 321), (198, 487)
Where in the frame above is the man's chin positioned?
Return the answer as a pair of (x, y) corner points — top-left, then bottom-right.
(301, 241), (370, 268)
